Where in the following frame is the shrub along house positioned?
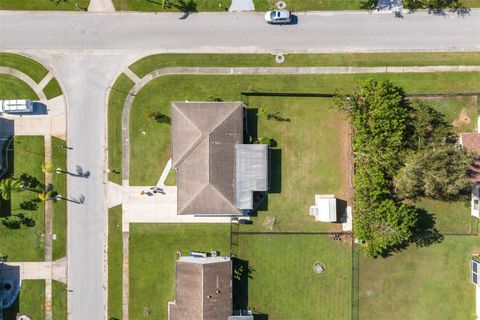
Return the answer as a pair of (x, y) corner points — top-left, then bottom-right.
(171, 102), (268, 216)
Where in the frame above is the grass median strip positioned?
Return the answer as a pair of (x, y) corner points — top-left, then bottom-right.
(129, 52), (480, 78)
(0, 53), (49, 84)
(52, 137), (67, 260)
(108, 205), (123, 320)
(0, 0), (90, 10)
(52, 280), (67, 320)
(108, 73), (135, 184)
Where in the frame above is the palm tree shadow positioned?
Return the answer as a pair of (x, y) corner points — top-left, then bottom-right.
(175, 0), (197, 19)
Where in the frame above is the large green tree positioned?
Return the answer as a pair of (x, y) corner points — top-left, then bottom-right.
(394, 145), (472, 200)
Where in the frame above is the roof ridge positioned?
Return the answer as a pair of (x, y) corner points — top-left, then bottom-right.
(208, 183), (240, 214)
(207, 103), (242, 144)
(172, 103), (204, 168)
(178, 182), (209, 215)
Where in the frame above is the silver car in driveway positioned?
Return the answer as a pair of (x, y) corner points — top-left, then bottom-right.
(264, 10), (292, 24)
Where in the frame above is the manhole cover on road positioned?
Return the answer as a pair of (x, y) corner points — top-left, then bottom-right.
(276, 1), (286, 9)
(275, 54), (286, 64)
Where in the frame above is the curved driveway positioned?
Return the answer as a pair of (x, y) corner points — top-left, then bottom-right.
(1, 9), (479, 320)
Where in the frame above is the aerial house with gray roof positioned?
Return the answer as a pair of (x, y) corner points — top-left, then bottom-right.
(171, 102), (268, 216)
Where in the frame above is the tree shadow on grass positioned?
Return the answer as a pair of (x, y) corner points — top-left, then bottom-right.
(411, 208), (444, 247)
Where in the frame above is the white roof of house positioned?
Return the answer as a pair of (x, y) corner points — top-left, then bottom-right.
(312, 195), (337, 222)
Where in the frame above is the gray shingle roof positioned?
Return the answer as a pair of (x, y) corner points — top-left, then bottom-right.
(168, 257), (233, 320)
(172, 102), (244, 215)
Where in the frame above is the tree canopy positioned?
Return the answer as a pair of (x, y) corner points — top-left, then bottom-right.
(334, 79), (472, 257)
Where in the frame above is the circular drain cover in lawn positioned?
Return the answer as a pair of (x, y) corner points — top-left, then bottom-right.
(313, 262), (326, 274)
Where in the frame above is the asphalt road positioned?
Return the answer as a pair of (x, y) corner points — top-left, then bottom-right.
(1, 10), (480, 53)
(0, 9), (479, 320)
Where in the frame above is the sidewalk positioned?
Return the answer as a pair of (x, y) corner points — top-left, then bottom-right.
(88, 0), (115, 12)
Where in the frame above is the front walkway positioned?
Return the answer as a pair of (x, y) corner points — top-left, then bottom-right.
(88, 0), (115, 12)
(0, 258), (67, 283)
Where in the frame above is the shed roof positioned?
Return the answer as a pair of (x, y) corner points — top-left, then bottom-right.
(172, 102), (244, 215)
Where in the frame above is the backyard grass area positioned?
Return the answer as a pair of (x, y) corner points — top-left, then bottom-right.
(129, 224), (230, 320)
(0, 53), (48, 84)
(52, 280), (67, 320)
(254, 0), (363, 10)
(0, 136), (45, 261)
(43, 78), (63, 100)
(108, 73), (135, 184)
(413, 198), (473, 235)
(0, 0), (90, 10)
(113, 0), (230, 11)
(129, 52), (480, 78)
(52, 137), (67, 260)
(413, 96), (478, 133)
(108, 205), (123, 320)
(359, 235), (479, 319)
(127, 72), (479, 187)
(236, 234), (352, 319)
(0, 75), (39, 100)
(2, 280), (45, 320)
(243, 96), (350, 231)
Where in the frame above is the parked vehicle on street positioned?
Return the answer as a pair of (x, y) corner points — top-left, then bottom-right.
(264, 10), (292, 24)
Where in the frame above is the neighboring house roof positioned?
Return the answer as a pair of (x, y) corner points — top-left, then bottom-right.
(168, 256), (232, 320)
(235, 144), (269, 209)
(460, 133), (480, 182)
(171, 102), (243, 215)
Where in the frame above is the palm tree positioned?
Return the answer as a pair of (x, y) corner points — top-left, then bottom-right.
(0, 178), (23, 201)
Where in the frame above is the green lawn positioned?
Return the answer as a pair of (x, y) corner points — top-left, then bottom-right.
(0, 53), (48, 84)
(463, 0), (480, 6)
(237, 234), (352, 319)
(108, 205), (123, 320)
(129, 53), (480, 78)
(113, 0), (230, 11)
(254, 0), (363, 10)
(164, 169), (176, 186)
(127, 72), (479, 187)
(3, 280), (45, 320)
(243, 96), (350, 232)
(43, 78), (63, 100)
(0, 0), (90, 10)
(412, 96), (478, 134)
(0, 136), (45, 261)
(52, 137), (67, 260)
(129, 224), (230, 320)
(359, 235), (479, 319)
(108, 73), (135, 184)
(414, 198), (473, 235)
(52, 280), (67, 320)
(0, 74), (39, 100)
